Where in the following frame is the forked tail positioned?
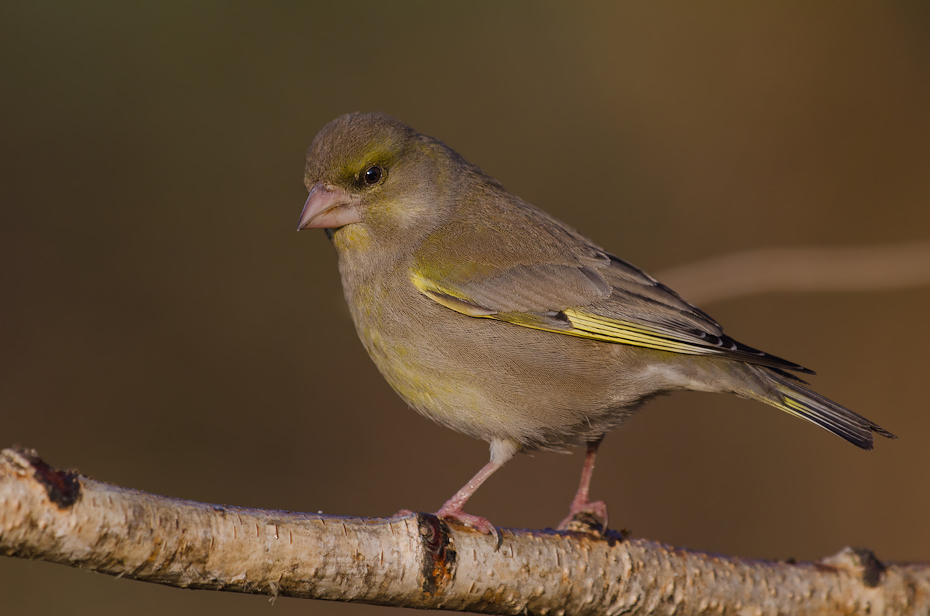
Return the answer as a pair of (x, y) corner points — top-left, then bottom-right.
(764, 370), (896, 450)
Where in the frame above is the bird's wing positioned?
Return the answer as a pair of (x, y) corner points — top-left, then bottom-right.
(410, 211), (812, 374)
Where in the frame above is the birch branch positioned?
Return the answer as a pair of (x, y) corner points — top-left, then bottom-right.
(656, 240), (930, 305)
(1, 447), (927, 615)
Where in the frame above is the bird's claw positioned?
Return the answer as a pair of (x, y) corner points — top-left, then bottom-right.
(391, 508), (502, 548)
(436, 508), (502, 548)
(557, 499), (608, 533)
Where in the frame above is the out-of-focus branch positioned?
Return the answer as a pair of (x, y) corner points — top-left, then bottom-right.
(1, 448), (928, 615)
(657, 240), (930, 305)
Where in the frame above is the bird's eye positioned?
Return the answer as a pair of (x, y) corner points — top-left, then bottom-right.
(363, 165), (384, 185)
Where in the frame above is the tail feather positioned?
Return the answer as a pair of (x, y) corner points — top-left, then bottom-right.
(764, 370), (896, 450)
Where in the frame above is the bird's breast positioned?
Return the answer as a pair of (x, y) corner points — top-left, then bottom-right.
(333, 249), (682, 449)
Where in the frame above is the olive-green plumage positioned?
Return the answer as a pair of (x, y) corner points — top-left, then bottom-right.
(299, 112), (894, 533)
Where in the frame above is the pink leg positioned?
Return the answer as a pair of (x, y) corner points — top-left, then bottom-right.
(434, 439), (518, 541)
(435, 458), (503, 534)
(558, 439), (608, 531)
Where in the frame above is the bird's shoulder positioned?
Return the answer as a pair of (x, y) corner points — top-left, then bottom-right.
(410, 194), (611, 314)
(407, 197), (809, 373)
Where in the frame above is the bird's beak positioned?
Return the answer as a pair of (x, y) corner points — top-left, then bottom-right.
(297, 182), (361, 230)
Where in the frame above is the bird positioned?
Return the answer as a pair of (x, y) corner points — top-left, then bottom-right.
(297, 112), (895, 536)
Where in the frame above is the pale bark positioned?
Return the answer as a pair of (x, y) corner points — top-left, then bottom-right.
(656, 240), (930, 305)
(1, 448), (928, 615)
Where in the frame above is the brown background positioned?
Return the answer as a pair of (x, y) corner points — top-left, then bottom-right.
(2, 3), (929, 615)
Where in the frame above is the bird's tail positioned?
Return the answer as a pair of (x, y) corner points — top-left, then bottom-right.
(760, 369), (896, 450)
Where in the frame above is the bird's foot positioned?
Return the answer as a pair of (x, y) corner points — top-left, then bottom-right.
(436, 504), (501, 547)
(391, 507), (501, 547)
(557, 499), (608, 533)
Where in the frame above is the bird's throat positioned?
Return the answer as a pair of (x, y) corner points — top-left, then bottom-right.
(332, 224), (372, 252)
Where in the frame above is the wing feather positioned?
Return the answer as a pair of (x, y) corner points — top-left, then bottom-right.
(410, 200), (812, 374)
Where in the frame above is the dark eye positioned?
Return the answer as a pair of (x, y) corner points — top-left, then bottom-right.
(363, 165), (384, 185)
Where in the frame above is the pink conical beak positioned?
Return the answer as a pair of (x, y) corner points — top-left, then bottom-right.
(297, 183), (361, 230)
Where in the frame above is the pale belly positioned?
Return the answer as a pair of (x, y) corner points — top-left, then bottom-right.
(346, 276), (670, 451)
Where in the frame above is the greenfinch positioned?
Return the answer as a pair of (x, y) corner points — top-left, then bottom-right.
(298, 112), (895, 535)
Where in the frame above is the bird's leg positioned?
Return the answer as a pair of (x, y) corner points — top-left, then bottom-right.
(434, 459), (502, 534)
(557, 438), (608, 532)
(434, 439), (518, 542)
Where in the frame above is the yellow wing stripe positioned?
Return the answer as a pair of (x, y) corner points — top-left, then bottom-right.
(561, 309), (724, 356)
(490, 308), (725, 356)
(410, 270), (725, 356)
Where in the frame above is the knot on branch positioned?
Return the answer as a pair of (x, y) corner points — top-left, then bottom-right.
(820, 546), (888, 588)
(5, 448), (81, 509)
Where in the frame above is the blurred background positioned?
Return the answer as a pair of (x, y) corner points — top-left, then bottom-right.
(2, 2), (929, 614)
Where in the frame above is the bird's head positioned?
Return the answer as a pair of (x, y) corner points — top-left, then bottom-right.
(299, 113), (473, 252)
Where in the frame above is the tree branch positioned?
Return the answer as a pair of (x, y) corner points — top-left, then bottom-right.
(1, 448), (927, 615)
(656, 240), (930, 305)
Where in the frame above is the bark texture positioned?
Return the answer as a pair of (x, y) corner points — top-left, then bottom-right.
(1, 448), (927, 615)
